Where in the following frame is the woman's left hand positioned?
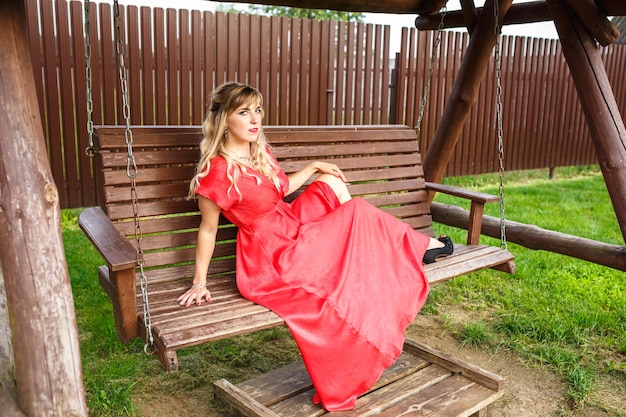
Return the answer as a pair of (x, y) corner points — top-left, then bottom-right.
(316, 162), (347, 182)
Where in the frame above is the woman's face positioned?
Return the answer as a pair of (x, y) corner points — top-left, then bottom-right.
(225, 100), (263, 146)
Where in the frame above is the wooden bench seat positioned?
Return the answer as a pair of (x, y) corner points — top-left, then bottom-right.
(79, 124), (515, 373)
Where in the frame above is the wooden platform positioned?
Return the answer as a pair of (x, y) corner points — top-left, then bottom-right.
(214, 339), (505, 417)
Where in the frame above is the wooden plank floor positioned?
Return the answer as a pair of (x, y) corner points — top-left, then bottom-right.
(214, 339), (505, 417)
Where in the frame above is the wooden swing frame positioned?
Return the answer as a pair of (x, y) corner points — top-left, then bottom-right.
(3, 0), (626, 416)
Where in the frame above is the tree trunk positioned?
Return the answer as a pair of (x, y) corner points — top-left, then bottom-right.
(0, 1), (88, 416)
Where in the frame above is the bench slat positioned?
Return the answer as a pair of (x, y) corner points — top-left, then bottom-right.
(272, 140), (418, 159)
(103, 166), (196, 186)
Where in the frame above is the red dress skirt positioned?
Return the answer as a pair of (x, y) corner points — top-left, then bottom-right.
(196, 156), (430, 411)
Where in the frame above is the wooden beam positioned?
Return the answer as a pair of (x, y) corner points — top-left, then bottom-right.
(422, 0), (514, 187)
(431, 202), (626, 272)
(0, 1), (88, 415)
(567, 0), (619, 46)
(417, 1), (620, 46)
(547, 0), (626, 243)
(594, 0), (626, 16)
(416, 1), (551, 31)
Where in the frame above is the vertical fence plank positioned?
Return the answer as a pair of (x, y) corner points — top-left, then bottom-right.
(309, 19), (322, 124)
(100, 3), (118, 125)
(405, 28), (417, 129)
(226, 13), (237, 84)
(324, 20), (334, 124)
(543, 39), (558, 168)
(191, 10), (203, 124)
(278, 18), (289, 124)
(70, 1), (97, 205)
(180, 9), (191, 125)
(239, 13), (250, 86)
(288, 18), (299, 124)
(335, 21), (346, 125)
(127, 6), (142, 125)
(380, 25), (391, 124)
(25, 0), (46, 133)
(153, 8), (166, 123)
(362, 24), (374, 124)
(394, 28), (409, 126)
(353, 23), (363, 124)
(370, 26), (380, 124)
(299, 19), (311, 125)
(56, 0), (80, 207)
(167, 8), (178, 124)
(140, 7), (154, 125)
(249, 14), (260, 90)
(502, 36), (519, 171)
(204, 11), (215, 108)
(39, 0), (65, 204)
(258, 15), (270, 108)
(344, 22), (355, 124)
(266, 16), (276, 124)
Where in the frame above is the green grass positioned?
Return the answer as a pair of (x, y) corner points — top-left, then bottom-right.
(63, 165), (626, 416)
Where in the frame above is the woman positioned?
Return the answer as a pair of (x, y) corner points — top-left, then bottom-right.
(177, 82), (453, 411)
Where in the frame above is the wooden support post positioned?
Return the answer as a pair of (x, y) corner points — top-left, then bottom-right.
(547, 0), (626, 243)
(1, 267), (28, 417)
(0, 1), (88, 416)
(422, 0), (513, 190)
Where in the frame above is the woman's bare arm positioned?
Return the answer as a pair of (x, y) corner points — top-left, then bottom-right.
(177, 196), (221, 306)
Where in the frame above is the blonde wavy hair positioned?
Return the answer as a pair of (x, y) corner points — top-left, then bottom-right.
(188, 82), (282, 200)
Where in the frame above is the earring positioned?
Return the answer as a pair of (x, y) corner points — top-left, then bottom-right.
(224, 127), (228, 137)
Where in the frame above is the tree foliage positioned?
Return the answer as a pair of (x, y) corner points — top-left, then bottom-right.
(218, 4), (364, 22)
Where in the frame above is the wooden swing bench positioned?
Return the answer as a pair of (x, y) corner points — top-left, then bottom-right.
(79, 124), (514, 416)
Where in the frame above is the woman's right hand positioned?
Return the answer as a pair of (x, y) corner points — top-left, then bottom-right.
(177, 285), (212, 306)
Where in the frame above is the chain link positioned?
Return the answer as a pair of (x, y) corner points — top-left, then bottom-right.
(416, 4), (448, 134)
(493, 0), (508, 250)
(112, 0), (153, 352)
(84, 0), (96, 158)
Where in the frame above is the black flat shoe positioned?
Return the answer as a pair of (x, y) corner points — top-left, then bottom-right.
(423, 235), (454, 264)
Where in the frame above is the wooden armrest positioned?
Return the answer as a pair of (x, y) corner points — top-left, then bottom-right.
(425, 182), (500, 203)
(425, 182), (501, 245)
(79, 207), (137, 272)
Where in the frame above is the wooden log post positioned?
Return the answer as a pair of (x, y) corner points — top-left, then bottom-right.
(0, 1), (88, 416)
(422, 0), (514, 190)
(431, 202), (626, 272)
(1, 266), (29, 417)
(547, 0), (626, 243)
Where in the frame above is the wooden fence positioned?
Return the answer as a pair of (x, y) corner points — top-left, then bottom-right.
(25, 0), (626, 208)
(393, 28), (626, 177)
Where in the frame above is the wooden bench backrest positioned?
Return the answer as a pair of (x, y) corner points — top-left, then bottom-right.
(94, 125), (434, 284)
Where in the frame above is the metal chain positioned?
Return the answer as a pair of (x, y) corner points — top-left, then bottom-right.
(493, 0), (508, 250)
(84, 0), (96, 158)
(112, 0), (154, 353)
(415, 3), (448, 134)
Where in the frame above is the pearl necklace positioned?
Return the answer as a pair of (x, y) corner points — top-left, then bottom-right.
(236, 153), (251, 161)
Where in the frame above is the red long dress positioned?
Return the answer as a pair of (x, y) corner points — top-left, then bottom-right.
(196, 156), (430, 411)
